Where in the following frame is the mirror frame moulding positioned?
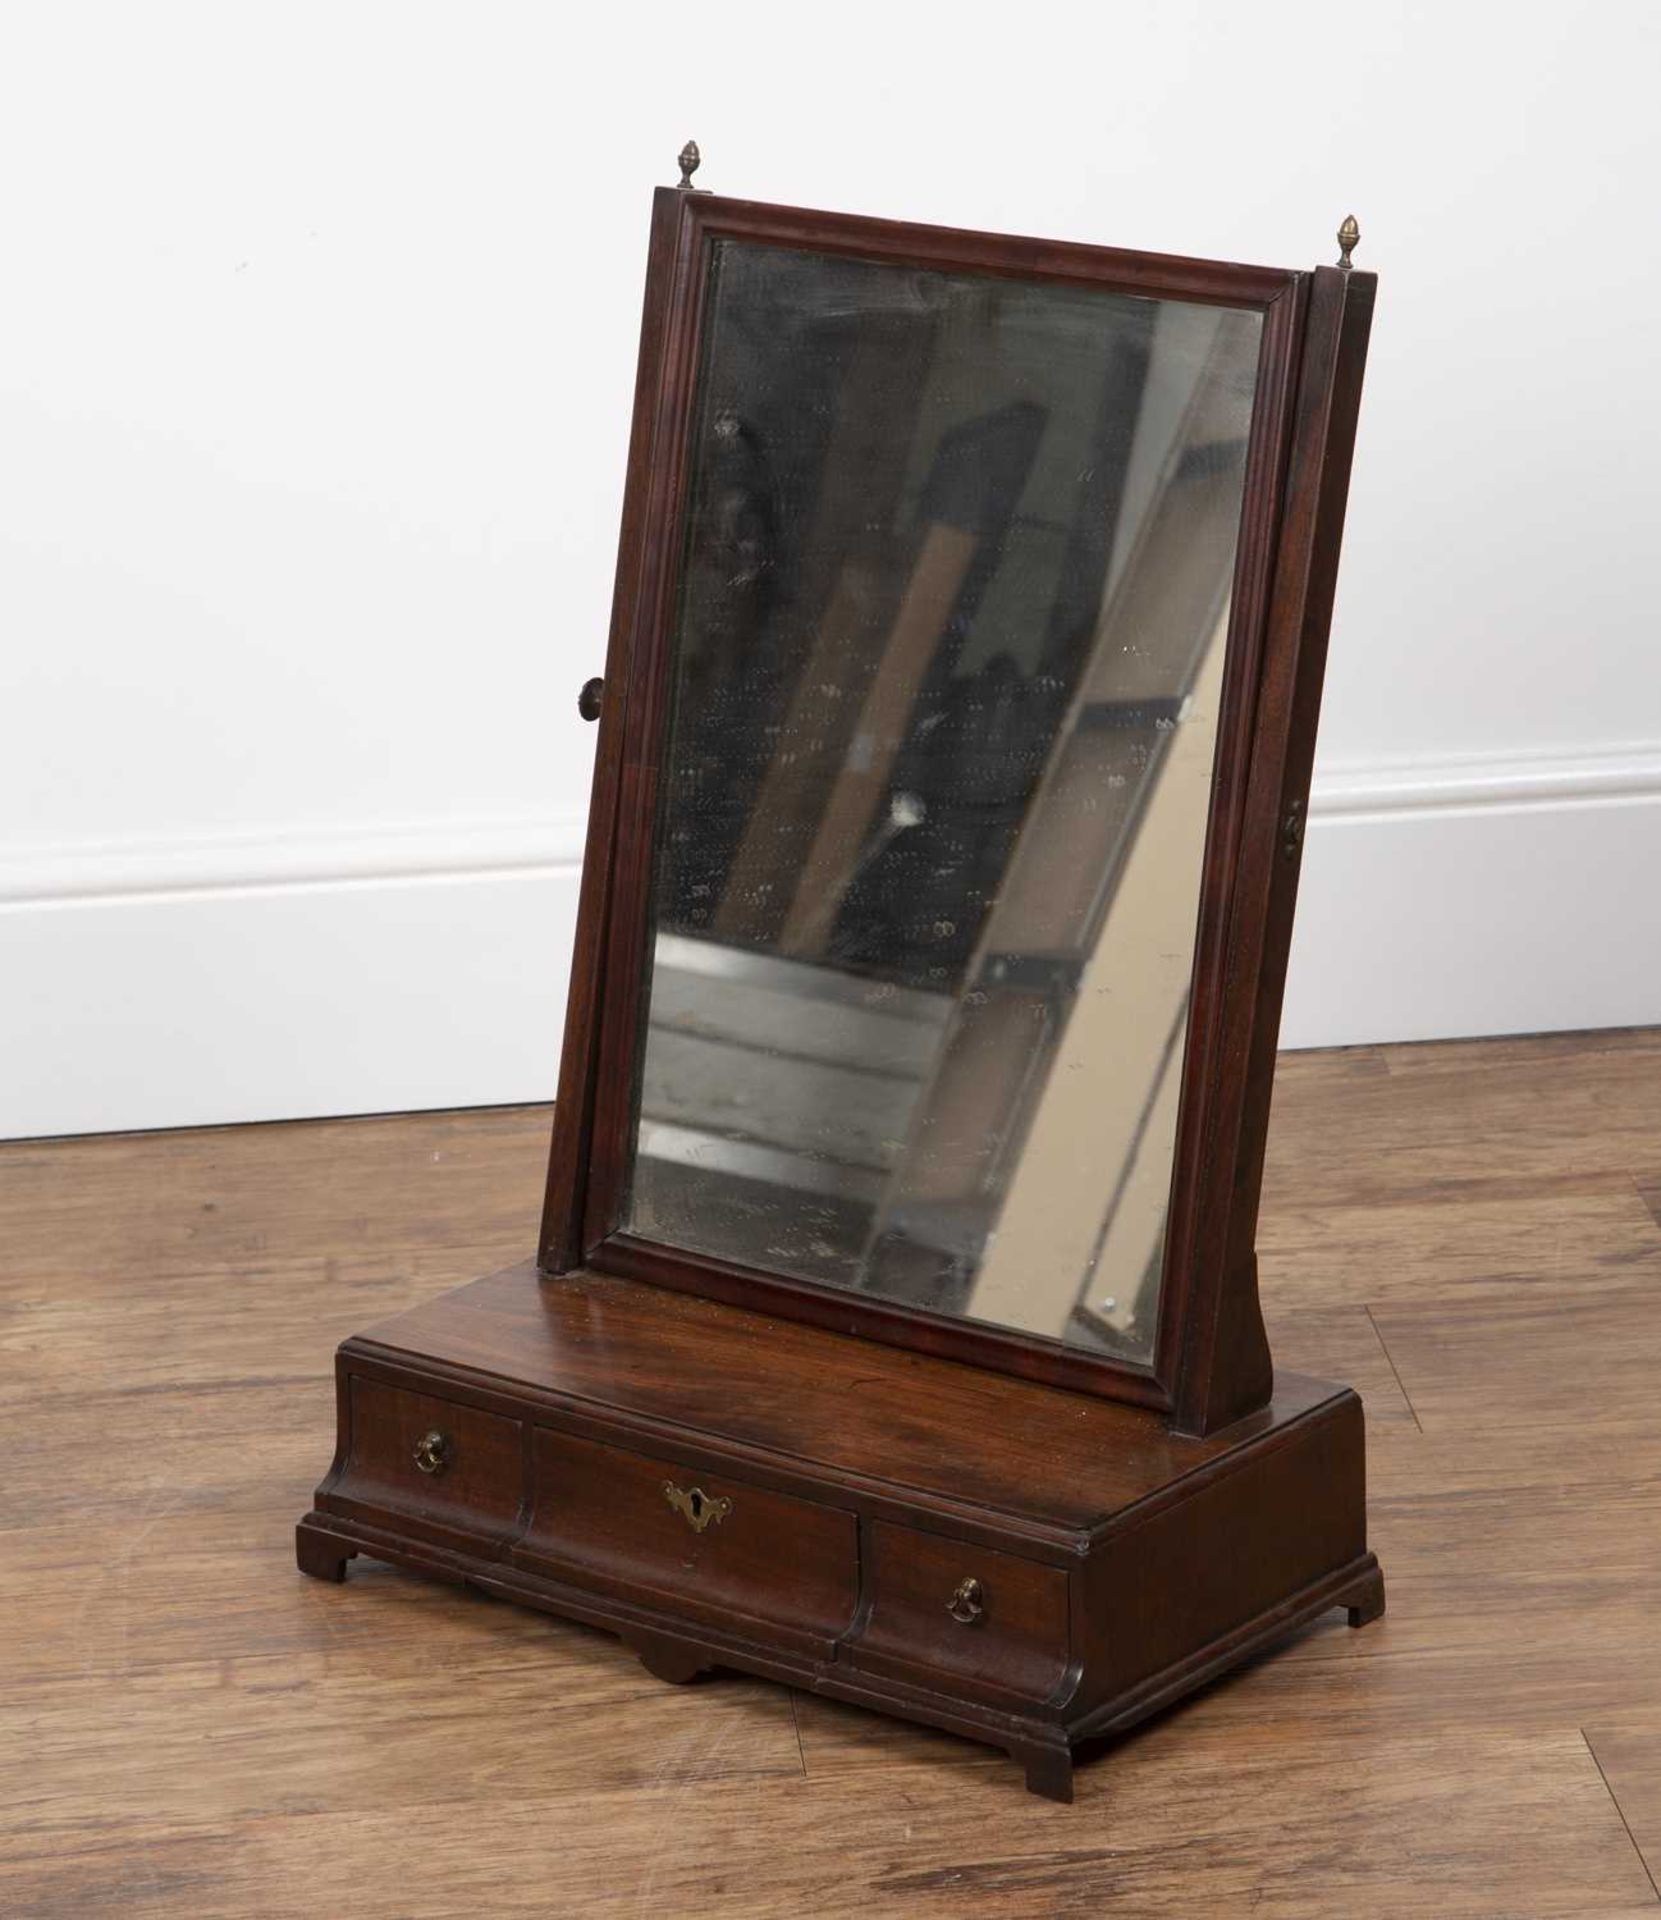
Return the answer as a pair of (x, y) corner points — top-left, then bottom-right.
(539, 183), (1376, 1438)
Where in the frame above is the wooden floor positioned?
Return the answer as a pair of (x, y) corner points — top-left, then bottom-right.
(3, 1029), (1660, 1916)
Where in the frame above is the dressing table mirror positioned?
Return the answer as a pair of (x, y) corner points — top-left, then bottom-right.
(298, 154), (1382, 1801)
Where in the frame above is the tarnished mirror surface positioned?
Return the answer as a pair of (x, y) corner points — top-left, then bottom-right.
(621, 240), (1262, 1364)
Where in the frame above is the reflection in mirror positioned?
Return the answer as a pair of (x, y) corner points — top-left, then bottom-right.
(622, 240), (1262, 1365)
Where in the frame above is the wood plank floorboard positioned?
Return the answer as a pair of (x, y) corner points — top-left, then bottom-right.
(2, 1027), (1657, 1915)
(1586, 1724), (1661, 1903)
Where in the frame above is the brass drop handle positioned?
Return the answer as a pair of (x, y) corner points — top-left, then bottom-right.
(413, 1430), (450, 1476)
(947, 1576), (985, 1625)
(663, 1481), (732, 1534)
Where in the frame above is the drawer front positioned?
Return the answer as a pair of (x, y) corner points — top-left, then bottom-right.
(326, 1377), (524, 1545)
(851, 1521), (1072, 1705)
(517, 1428), (858, 1642)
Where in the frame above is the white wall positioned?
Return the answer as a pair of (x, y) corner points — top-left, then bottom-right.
(3, 0), (1658, 1139)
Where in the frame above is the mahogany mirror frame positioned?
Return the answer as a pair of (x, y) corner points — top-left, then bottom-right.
(539, 183), (1376, 1439)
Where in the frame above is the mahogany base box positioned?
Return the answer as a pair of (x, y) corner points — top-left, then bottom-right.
(297, 1261), (1382, 1800)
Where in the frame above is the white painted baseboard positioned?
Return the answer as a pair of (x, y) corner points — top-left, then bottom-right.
(3, 747), (1658, 1138)
(0, 817), (587, 1140)
(1283, 742), (1661, 1049)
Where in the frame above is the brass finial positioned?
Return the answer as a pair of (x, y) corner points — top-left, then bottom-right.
(676, 141), (701, 190)
(1336, 214), (1360, 270)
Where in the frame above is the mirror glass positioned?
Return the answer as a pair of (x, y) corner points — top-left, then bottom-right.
(621, 239), (1262, 1364)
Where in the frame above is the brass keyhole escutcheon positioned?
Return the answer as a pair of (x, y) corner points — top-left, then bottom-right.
(413, 1430), (450, 1476)
(663, 1481), (732, 1534)
(947, 1577), (985, 1625)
